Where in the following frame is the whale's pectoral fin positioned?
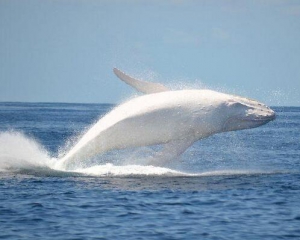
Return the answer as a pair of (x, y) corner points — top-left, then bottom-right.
(113, 68), (169, 94)
(148, 138), (195, 166)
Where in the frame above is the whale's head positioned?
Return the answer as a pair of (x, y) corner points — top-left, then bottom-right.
(222, 96), (276, 132)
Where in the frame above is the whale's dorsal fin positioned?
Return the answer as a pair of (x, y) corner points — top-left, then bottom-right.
(113, 68), (169, 94)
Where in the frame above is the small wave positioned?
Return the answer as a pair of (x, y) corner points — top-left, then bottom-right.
(70, 165), (281, 178)
(195, 170), (268, 177)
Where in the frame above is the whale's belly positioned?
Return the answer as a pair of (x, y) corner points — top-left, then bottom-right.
(99, 107), (195, 150)
(59, 90), (211, 169)
(60, 106), (196, 169)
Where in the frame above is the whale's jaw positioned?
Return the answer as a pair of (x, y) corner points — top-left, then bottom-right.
(223, 97), (276, 132)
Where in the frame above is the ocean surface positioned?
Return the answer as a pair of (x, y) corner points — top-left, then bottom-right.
(0, 102), (299, 239)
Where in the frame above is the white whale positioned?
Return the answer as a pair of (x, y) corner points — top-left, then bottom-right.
(58, 68), (275, 169)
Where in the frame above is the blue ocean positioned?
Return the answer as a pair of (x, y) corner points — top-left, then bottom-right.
(0, 102), (299, 239)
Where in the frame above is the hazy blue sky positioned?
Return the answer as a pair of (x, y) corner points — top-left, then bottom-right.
(1, 0), (299, 105)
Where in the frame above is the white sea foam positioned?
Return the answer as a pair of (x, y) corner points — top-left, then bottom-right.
(73, 163), (185, 176)
(71, 165), (268, 177)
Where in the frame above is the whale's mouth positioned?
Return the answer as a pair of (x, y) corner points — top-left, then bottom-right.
(243, 114), (276, 122)
(238, 113), (276, 127)
(223, 112), (276, 132)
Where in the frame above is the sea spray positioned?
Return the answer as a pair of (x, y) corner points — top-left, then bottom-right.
(0, 131), (54, 171)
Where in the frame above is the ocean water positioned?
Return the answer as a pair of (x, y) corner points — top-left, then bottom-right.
(0, 102), (299, 239)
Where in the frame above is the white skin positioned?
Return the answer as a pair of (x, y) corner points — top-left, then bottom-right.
(58, 89), (275, 170)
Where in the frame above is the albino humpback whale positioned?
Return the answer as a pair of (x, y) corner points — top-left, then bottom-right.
(58, 68), (275, 169)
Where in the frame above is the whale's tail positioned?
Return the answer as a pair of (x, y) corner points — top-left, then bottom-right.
(113, 68), (169, 94)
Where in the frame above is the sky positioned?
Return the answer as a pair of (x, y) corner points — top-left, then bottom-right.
(0, 0), (299, 106)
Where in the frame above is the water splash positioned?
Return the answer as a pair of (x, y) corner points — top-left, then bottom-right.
(0, 131), (54, 172)
(0, 131), (181, 176)
(0, 131), (281, 178)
